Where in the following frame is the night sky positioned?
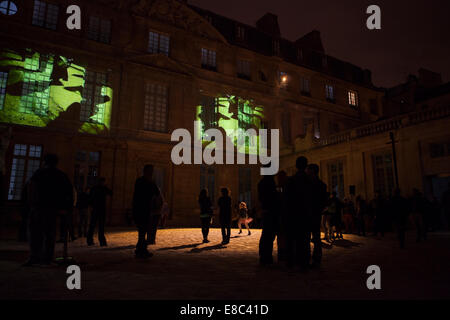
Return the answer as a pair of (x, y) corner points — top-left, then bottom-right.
(189, 0), (450, 88)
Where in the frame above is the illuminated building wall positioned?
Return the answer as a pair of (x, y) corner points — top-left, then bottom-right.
(196, 95), (266, 155)
(0, 48), (113, 134)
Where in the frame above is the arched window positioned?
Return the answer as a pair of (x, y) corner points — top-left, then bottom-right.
(0, 1), (17, 15)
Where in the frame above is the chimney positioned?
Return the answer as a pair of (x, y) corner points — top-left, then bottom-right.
(256, 13), (281, 37)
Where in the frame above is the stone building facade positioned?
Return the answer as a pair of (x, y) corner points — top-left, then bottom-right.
(1, 0), (386, 226)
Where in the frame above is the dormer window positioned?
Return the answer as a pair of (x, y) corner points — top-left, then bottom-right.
(322, 55), (328, 68)
(236, 25), (246, 41)
(297, 48), (303, 61)
(272, 39), (280, 56)
(204, 14), (212, 24)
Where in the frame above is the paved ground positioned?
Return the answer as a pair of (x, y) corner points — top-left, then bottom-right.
(0, 228), (449, 300)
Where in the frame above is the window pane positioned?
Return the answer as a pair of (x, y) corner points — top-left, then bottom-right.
(32, 0), (46, 27)
(0, 71), (7, 110)
(148, 32), (159, 54)
(0, 1), (17, 15)
(87, 16), (100, 41)
(28, 145), (42, 158)
(45, 3), (58, 30)
(159, 34), (170, 55)
(81, 70), (108, 124)
(13, 144), (27, 156)
(32, 1), (58, 30)
(8, 158), (25, 200)
(144, 83), (168, 132)
(201, 48), (216, 68)
(20, 54), (53, 115)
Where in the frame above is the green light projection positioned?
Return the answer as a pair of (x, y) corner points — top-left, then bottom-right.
(196, 95), (266, 155)
(0, 48), (112, 134)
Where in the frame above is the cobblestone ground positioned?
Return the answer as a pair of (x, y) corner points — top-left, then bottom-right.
(0, 228), (449, 300)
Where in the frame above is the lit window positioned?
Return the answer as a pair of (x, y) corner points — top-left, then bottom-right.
(237, 59), (251, 80)
(300, 77), (310, 94)
(88, 16), (111, 44)
(32, 0), (59, 30)
(279, 71), (288, 86)
(236, 25), (246, 40)
(148, 31), (170, 56)
(201, 48), (216, 70)
(0, 1), (17, 15)
(0, 71), (7, 109)
(20, 54), (53, 115)
(325, 84), (334, 101)
(144, 83), (168, 133)
(81, 71), (109, 124)
(8, 144), (42, 200)
(348, 90), (359, 107)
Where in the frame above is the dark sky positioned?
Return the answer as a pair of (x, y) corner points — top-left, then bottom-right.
(189, 0), (450, 88)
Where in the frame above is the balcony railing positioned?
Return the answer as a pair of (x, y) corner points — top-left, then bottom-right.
(316, 104), (450, 148)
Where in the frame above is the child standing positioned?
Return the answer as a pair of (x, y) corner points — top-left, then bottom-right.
(237, 202), (252, 235)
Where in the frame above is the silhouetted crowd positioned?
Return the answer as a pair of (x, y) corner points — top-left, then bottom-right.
(17, 153), (450, 267)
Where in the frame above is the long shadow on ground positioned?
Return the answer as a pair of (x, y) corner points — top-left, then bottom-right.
(157, 243), (202, 251)
(189, 244), (227, 253)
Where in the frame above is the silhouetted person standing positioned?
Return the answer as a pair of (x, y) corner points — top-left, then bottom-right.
(25, 154), (73, 266)
(147, 188), (164, 245)
(410, 188), (427, 242)
(285, 156), (313, 271)
(306, 163), (327, 268)
(58, 186), (77, 243)
(354, 196), (367, 236)
(391, 189), (409, 248)
(442, 182), (450, 230)
(218, 188), (232, 244)
(276, 170), (288, 262)
(199, 189), (213, 243)
(76, 187), (90, 238)
(371, 191), (386, 237)
(133, 165), (160, 258)
(87, 177), (112, 246)
(258, 171), (279, 266)
(18, 181), (30, 242)
(328, 192), (343, 240)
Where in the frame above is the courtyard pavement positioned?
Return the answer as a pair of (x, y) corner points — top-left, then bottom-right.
(0, 228), (449, 300)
